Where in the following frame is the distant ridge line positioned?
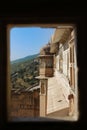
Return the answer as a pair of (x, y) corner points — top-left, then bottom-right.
(11, 53), (39, 64)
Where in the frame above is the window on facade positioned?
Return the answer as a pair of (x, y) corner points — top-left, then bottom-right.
(46, 59), (53, 68)
(70, 47), (72, 63)
(40, 59), (45, 68)
(63, 42), (69, 51)
(72, 45), (74, 63)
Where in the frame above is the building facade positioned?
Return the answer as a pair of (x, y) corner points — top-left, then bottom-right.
(38, 26), (78, 118)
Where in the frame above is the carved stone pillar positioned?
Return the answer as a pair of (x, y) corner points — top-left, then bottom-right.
(40, 79), (48, 117)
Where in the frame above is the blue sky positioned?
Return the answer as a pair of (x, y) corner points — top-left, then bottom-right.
(10, 27), (55, 61)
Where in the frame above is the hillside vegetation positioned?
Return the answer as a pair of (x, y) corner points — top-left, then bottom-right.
(11, 54), (39, 89)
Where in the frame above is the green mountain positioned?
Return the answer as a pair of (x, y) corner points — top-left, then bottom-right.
(11, 53), (39, 88)
(11, 53), (39, 64)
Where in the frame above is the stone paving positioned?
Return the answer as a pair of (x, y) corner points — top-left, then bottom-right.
(47, 70), (70, 116)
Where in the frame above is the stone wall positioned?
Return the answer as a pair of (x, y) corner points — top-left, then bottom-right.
(10, 89), (40, 118)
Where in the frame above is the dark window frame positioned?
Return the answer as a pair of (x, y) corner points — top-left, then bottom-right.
(0, 5), (86, 129)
